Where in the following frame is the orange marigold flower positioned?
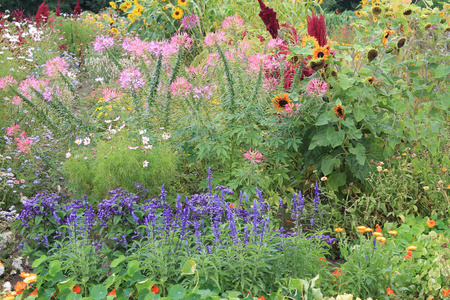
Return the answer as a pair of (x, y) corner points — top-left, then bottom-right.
(372, 232), (383, 237)
(376, 236), (386, 243)
(334, 227), (344, 233)
(404, 250), (413, 259)
(443, 287), (450, 297)
(407, 245), (417, 251)
(356, 226), (366, 230)
(375, 224), (382, 232)
(388, 230), (398, 235)
(386, 287), (394, 295)
(442, 168), (448, 172)
(14, 281), (27, 293)
(364, 227), (373, 232)
(427, 220), (436, 228)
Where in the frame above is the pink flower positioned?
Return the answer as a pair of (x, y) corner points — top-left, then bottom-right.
(0, 75), (17, 91)
(243, 148), (264, 163)
(19, 77), (49, 98)
(122, 37), (151, 57)
(170, 32), (193, 49)
(14, 136), (33, 153)
(6, 124), (20, 137)
(262, 77), (279, 91)
(204, 31), (226, 47)
(102, 88), (123, 102)
(93, 35), (114, 52)
(119, 67), (145, 91)
(12, 96), (22, 105)
(222, 14), (245, 30)
(14, 180), (19, 184)
(45, 57), (68, 79)
(248, 54), (267, 73)
(180, 13), (199, 30)
(170, 77), (192, 97)
(305, 78), (327, 96)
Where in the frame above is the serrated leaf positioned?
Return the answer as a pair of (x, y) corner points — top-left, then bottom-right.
(326, 127), (345, 148)
(349, 144), (366, 165)
(339, 74), (354, 90)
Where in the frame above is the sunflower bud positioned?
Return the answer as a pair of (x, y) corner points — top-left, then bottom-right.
(372, 6), (382, 16)
(403, 9), (412, 16)
(367, 49), (378, 62)
(446, 27), (450, 32)
(309, 58), (326, 71)
(441, 18), (447, 24)
(397, 37), (406, 48)
(424, 23), (432, 30)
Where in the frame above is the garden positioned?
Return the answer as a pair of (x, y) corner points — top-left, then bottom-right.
(0, 0), (449, 298)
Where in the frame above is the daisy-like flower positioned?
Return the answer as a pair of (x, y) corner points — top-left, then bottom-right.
(333, 105), (345, 119)
(321, 176), (328, 181)
(142, 136), (149, 144)
(83, 137), (91, 145)
(272, 94), (293, 111)
(143, 145), (153, 149)
(75, 139), (82, 145)
(172, 7), (183, 20)
(143, 160), (149, 168)
(162, 133), (171, 140)
(301, 35), (319, 47)
(65, 152), (71, 158)
(312, 45), (330, 61)
(139, 129), (147, 135)
(177, 0), (187, 6)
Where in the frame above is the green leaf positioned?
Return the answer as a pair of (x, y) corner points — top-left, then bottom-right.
(181, 260), (196, 275)
(339, 74), (354, 90)
(127, 260), (140, 276)
(136, 278), (154, 292)
(349, 144), (366, 166)
(315, 113), (331, 126)
(328, 172), (347, 190)
(321, 156), (341, 176)
(167, 285), (186, 300)
(354, 105), (365, 122)
(58, 279), (75, 292)
(110, 255), (125, 268)
(89, 285), (108, 300)
(326, 127), (345, 148)
(434, 64), (450, 79)
(48, 260), (62, 277)
(32, 255), (47, 268)
(289, 278), (303, 293)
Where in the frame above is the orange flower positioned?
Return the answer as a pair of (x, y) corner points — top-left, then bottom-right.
(404, 250), (413, 259)
(376, 236), (387, 243)
(375, 224), (382, 232)
(107, 288), (117, 296)
(229, 203), (236, 208)
(312, 45), (330, 61)
(382, 29), (395, 46)
(442, 168), (448, 172)
(372, 232), (383, 237)
(368, 76), (376, 84)
(364, 227), (373, 232)
(407, 245), (417, 251)
(14, 281), (27, 293)
(151, 285), (159, 293)
(332, 268), (342, 276)
(386, 287), (394, 295)
(272, 94), (293, 111)
(333, 105), (345, 119)
(73, 285), (81, 293)
(443, 287), (450, 297)
(334, 227), (344, 233)
(427, 220), (436, 228)
(30, 288), (38, 296)
(388, 230), (398, 235)
(259, 297), (265, 300)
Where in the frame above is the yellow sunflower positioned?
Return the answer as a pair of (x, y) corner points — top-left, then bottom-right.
(110, 28), (119, 34)
(355, 10), (362, 18)
(272, 94), (293, 111)
(172, 7), (183, 19)
(109, 1), (117, 9)
(382, 29), (395, 46)
(301, 35), (319, 47)
(178, 0), (188, 6)
(312, 45), (330, 61)
(124, 1), (132, 8)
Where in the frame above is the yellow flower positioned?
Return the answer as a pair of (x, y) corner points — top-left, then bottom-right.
(108, 18), (116, 24)
(387, 230), (398, 235)
(423, 186), (429, 190)
(321, 176), (328, 181)
(301, 35), (319, 47)
(373, 16), (378, 22)
(407, 245), (417, 251)
(316, 0), (323, 3)
(364, 227), (373, 232)
(111, 28), (119, 34)
(355, 10), (362, 18)
(334, 228), (344, 233)
(356, 226), (366, 231)
(110, 1), (117, 9)
(172, 7), (183, 19)
(178, 0), (188, 6)
(372, 232), (383, 237)
(125, 1), (132, 7)
(376, 236), (387, 243)
(312, 45), (330, 61)
(128, 13), (136, 22)
(132, 7), (142, 16)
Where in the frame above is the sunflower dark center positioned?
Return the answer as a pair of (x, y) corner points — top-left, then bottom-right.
(337, 107), (343, 115)
(279, 100), (288, 107)
(385, 33), (389, 38)
(317, 51), (324, 58)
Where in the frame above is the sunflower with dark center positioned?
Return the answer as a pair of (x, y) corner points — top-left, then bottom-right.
(397, 37), (406, 48)
(333, 105), (345, 119)
(312, 45), (330, 61)
(367, 49), (378, 61)
(372, 6), (382, 16)
(382, 29), (395, 46)
(272, 94), (293, 110)
(403, 8), (412, 16)
(172, 7), (183, 19)
(309, 58), (326, 71)
(178, 0), (187, 6)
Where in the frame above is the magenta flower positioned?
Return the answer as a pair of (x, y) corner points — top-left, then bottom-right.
(119, 67), (145, 91)
(170, 77), (192, 97)
(14, 135), (33, 153)
(305, 78), (327, 96)
(6, 124), (20, 136)
(0, 75), (17, 91)
(102, 88), (123, 102)
(307, 12), (327, 47)
(170, 32), (193, 50)
(93, 35), (115, 52)
(45, 57), (67, 79)
(122, 37), (151, 57)
(12, 96), (22, 106)
(243, 148), (264, 163)
(221, 14), (245, 30)
(257, 0), (280, 39)
(180, 13), (199, 30)
(204, 31), (226, 47)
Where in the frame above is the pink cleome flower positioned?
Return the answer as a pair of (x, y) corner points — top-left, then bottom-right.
(221, 14), (245, 31)
(305, 78), (327, 96)
(0, 75), (17, 91)
(204, 31), (226, 47)
(14, 135), (33, 153)
(243, 148), (264, 163)
(93, 34), (115, 52)
(6, 124), (20, 136)
(170, 77), (192, 97)
(45, 57), (68, 79)
(102, 88), (123, 102)
(119, 67), (145, 91)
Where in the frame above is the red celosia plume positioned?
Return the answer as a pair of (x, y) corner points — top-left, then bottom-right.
(257, 0), (280, 39)
(73, 0), (81, 16)
(56, 0), (61, 16)
(35, 1), (50, 26)
(307, 11), (327, 47)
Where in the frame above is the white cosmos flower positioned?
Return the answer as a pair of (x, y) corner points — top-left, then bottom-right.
(113, 116), (120, 121)
(142, 136), (149, 145)
(83, 137), (91, 145)
(143, 160), (149, 168)
(143, 145), (153, 150)
(139, 129), (146, 135)
(75, 139), (82, 145)
(65, 152), (71, 159)
(162, 132), (171, 140)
